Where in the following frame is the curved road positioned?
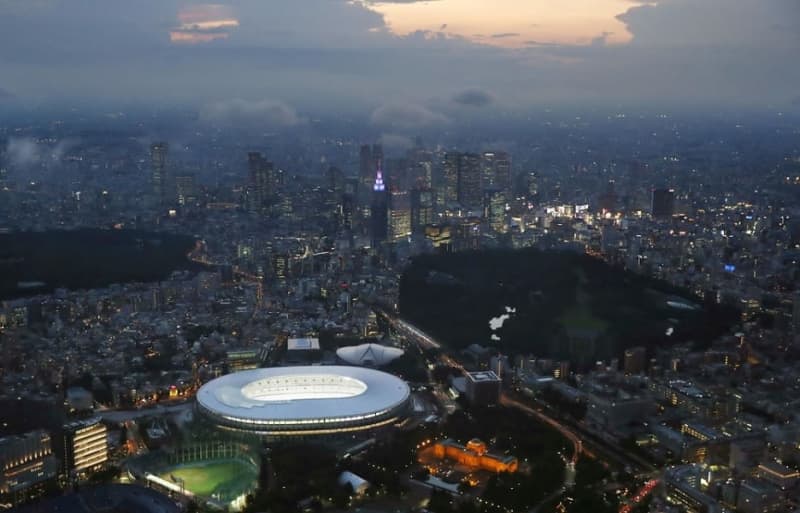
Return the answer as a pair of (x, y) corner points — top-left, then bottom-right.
(499, 393), (594, 465)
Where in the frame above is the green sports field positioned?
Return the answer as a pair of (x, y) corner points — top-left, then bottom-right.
(158, 459), (257, 500)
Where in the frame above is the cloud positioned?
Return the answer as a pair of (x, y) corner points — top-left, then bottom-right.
(0, 87), (14, 100)
(618, 0), (799, 48)
(452, 88), (494, 107)
(590, 31), (613, 47)
(170, 3), (239, 44)
(5, 138), (39, 168)
(4, 137), (78, 170)
(0, 0), (796, 109)
(370, 103), (449, 130)
(361, 0), (441, 3)
(199, 99), (303, 128)
(379, 133), (415, 153)
(491, 32), (520, 39)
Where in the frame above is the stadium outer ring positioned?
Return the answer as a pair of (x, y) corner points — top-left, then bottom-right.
(196, 366), (411, 436)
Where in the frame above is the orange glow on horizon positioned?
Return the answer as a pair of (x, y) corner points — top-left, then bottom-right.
(361, 0), (653, 48)
(169, 31), (230, 44)
(171, 3), (239, 45)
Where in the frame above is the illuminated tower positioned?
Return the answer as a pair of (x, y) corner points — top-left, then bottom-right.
(359, 144), (383, 203)
(370, 167), (388, 246)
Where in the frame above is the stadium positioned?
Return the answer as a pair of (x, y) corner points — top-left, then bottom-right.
(196, 366), (411, 436)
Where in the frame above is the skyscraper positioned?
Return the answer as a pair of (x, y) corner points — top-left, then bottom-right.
(484, 188), (507, 233)
(359, 144), (383, 201)
(651, 188), (675, 218)
(150, 142), (168, 202)
(370, 167), (388, 246)
(411, 187), (434, 234)
(248, 152), (274, 214)
(457, 152), (482, 210)
(442, 153), (459, 205)
(388, 188), (412, 242)
(174, 173), (196, 206)
(359, 144), (373, 196)
(481, 151), (512, 194)
(598, 179), (617, 212)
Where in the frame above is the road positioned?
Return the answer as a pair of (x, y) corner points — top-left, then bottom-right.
(386, 311), (592, 466)
(619, 478), (659, 513)
(388, 313), (655, 471)
(98, 401), (193, 423)
(499, 393), (592, 465)
(386, 311), (663, 513)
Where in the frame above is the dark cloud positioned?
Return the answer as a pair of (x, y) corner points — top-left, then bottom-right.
(0, 87), (14, 100)
(452, 88), (494, 107)
(590, 32), (613, 47)
(490, 32), (520, 39)
(0, 0), (796, 110)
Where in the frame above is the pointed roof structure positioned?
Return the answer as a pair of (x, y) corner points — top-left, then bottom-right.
(336, 343), (404, 367)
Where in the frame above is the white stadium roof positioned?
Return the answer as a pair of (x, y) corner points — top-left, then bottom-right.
(196, 366), (410, 434)
(336, 343), (405, 366)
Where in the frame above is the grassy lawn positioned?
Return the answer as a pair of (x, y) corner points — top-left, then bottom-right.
(159, 460), (257, 497)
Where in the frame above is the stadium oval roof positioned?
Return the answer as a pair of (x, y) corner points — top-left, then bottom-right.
(336, 343), (405, 366)
(196, 366), (410, 435)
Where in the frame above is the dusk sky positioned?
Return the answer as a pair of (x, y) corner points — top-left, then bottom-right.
(0, 0), (798, 122)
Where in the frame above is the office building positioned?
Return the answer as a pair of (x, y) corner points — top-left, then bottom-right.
(457, 152), (482, 210)
(388, 188), (412, 242)
(174, 173), (196, 206)
(651, 188), (675, 218)
(598, 180), (618, 212)
(410, 187), (434, 233)
(248, 152), (274, 214)
(150, 142), (168, 203)
(736, 479), (784, 513)
(756, 460), (800, 490)
(624, 346), (647, 374)
(481, 151), (512, 194)
(0, 430), (58, 504)
(483, 188), (507, 233)
(464, 371), (501, 406)
(442, 153), (459, 205)
(63, 418), (108, 479)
